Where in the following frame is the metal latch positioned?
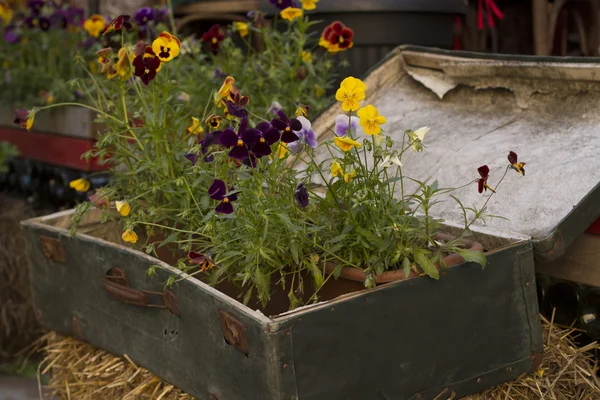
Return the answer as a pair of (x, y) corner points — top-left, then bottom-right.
(219, 310), (249, 356)
(40, 236), (66, 263)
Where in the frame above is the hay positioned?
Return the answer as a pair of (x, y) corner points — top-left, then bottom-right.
(0, 194), (40, 363)
(463, 314), (600, 400)
(38, 314), (599, 400)
(39, 333), (193, 400)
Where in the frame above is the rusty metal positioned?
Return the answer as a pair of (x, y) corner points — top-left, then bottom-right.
(530, 352), (544, 373)
(39, 236), (66, 263)
(163, 290), (180, 316)
(103, 268), (179, 316)
(219, 310), (249, 356)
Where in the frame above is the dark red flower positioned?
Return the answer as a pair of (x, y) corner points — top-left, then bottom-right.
(271, 111), (301, 143)
(477, 165), (495, 194)
(104, 15), (133, 35)
(202, 24), (225, 54)
(208, 179), (238, 214)
(219, 119), (260, 160)
(252, 122), (281, 157)
(324, 21), (354, 49)
(294, 183), (309, 208)
(133, 46), (161, 85)
(187, 251), (214, 271)
(508, 151), (525, 176)
(13, 109), (30, 129)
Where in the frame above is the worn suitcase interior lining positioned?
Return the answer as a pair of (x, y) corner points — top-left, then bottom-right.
(311, 48), (600, 242)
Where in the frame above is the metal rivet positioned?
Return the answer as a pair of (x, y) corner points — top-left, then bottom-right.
(283, 364), (289, 370)
(477, 378), (482, 383)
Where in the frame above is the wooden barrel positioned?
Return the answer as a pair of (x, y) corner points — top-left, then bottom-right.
(265, 0), (467, 80)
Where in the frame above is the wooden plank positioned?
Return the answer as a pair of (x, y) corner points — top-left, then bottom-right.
(0, 127), (107, 172)
(536, 233), (600, 288)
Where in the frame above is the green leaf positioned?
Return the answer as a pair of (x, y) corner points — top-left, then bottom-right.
(457, 249), (487, 268)
(243, 287), (254, 305)
(309, 262), (324, 290)
(158, 231), (179, 248)
(356, 228), (380, 247)
(402, 257), (412, 278)
(200, 195), (210, 209)
(414, 250), (439, 279)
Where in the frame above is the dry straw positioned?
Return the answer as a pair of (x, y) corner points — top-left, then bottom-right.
(38, 315), (599, 400)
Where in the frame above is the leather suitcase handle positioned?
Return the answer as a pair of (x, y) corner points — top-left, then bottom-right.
(103, 268), (179, 315)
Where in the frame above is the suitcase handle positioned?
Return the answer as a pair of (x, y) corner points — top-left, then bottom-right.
(103, 267), (179, 315)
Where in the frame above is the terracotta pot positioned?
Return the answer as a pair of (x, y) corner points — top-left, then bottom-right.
(324, 233), (484, 285)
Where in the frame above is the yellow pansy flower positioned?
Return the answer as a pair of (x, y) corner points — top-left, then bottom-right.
(206, 114), (222, 129)
(273, 142), (288, 160)
(115, 200), (131, 217)
(330, 161), (343, 177)
(343, 170), (356, 183)
(69, 178), (90, 193)
(83, 14), (106, 38)
(216, 76), (235, 102)
(335, 77), (366, 112)
(235, 21), (249, 37)
(0, 4), (13, 25)
(26, 112), (35, 131)
(280, 7), (303, 22)
(187, 117), (204, 135)
(357, 104), (386, 135)
(115, 47), (133, 80)
(152, 31), (181, 62)
(318, 36), (330, 50)
(301, 0), (319, 10)
(295, 104), (309, 117)
(121, 229), (138, 243)
(301, 51), (312, 63)
(334, 136), (362, 152)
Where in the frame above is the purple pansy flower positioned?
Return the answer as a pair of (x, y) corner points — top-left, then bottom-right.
(334, 114), (359, 136)
(225, 100), (248, 119)
(39, 17), (51, 31)
(212, 68), (227, 79)
(201, 131), (221, 162)
(4, 27), (20, 44)
(269, 0), (296, 10)
(25, 15), (40, 28)
(28, 0), (44, 14)
(294, 183), (309, 208)
(271, 111), (302, 143)
(134, 7), (155, 26)
(156, 6), (170, 23)
(67, 6), (85, 26)
(208, 179), (238, 214)
(252, 122), (281, 157)
(267, 101), (282, 116)
(219, 119), (260, 160)
(288, 116), (317, 154)
(51, 10), (69, 29)
(184, 153), (199, 166)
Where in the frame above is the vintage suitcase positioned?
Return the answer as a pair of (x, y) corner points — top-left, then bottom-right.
(27, 46), (600, 399)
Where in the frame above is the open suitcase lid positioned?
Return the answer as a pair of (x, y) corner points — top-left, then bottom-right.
(311, 45), (600, 263)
